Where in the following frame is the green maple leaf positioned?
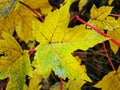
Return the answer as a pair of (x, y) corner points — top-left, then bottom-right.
(32, 0), (107, 81)
(0, 32), (32, 90)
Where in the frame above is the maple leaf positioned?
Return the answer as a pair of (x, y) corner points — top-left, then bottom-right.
(88, 5), (120, 31)
(32, 0), (107, 81)
(0, 32), (32, 90)
(0, 1), (37, 43)
(94, 66), (120, 90)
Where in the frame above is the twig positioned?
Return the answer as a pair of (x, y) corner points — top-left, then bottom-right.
(103, 42), (115, 70)
(60, 77), (62, 90)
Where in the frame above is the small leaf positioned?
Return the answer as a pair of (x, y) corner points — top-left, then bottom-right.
(90, 5), (113, 20)
(88, 5), (120, 31)
(0, 32), (32, 90)
(94, 66), (120, 90)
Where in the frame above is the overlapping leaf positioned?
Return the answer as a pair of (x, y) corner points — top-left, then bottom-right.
(94, 66), (120, 90)
(0, 1), (37, 43)
(32, 0), (107, 81)
(107, 17), (120, 54)
(0, 32), (32, 90)
(88, 5), (120, 31)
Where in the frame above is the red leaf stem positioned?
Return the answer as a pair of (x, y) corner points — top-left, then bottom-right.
(75, 15), (120, 47)
(0, 77), (10, 90)
(103, 42), (115, 70)
(29, 48), (36, 56)
(109, 14), (120, 17)
(60, 77), (62, 90)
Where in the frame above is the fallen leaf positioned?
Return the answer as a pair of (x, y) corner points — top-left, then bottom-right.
(32, 0), (107, 81)
(94, 66), (120, 90)
(88, 5), (119, 31)
(0, 32), (32, 90)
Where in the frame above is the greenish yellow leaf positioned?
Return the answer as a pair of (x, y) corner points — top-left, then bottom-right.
(0, 32), (32, 90)
(0, 1), (37, 43)
(90, 5), (113, 20)
(103, 16), (120, 31)
(88, 5), (119, 31)
(94, 66), (120, 90)
(32, 0), (107, 82)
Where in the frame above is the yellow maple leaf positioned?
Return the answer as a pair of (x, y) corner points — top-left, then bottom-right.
(88, 5), (120, 31)
(0, 1), (37, 43)
(0, 32), (32, 90)
(94, 66), (120, 90)
(32, 0), (107, 82)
